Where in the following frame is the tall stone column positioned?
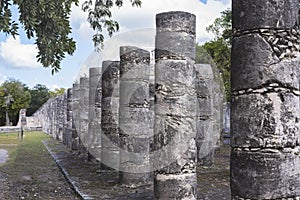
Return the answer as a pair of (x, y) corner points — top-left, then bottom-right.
(72, 83), (80, 150)
(195, 64), (214, 166)
(66, 88), (73, 149)
(101, 61), (120, 170)
(231, 0), (300, 199)
(154, 11), (197, 199)
(62, 93), (68, 145)
(119, 46), (151, 187)
(79, 77), (89, 158)
(89, 67), (102, 160)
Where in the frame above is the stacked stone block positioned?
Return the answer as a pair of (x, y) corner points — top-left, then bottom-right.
(71, 83), (80, 150)
(79, 77), (89, 158)
(231, 0), (300, 199)
(101, 61), (120, 170)
(195, 64), (214, 166)
(89, 67), (102, 160)
(66, 88), (73, 149)
(119, 46), (151, 186)
(153, 11), (197, 199)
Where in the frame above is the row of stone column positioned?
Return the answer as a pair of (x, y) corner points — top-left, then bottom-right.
(32, 11), (225, 199)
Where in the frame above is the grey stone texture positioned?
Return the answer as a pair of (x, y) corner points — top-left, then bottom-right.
(195, 64), (215, 166)
(155, 11), (196, 60)
(78, 77), (89, 158)
(66, 88), (73, 149)
(231, 0), (300, 199)
(89, 67), (102, 160)
(232, 0), (298, 31)
(119, 46), (151, 187)
(101, 61), (120, 170)
(154, 11), (197, 200)
(71, 83), (80, 151)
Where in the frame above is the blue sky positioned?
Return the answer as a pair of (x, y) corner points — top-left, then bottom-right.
(0, 0), (230, 90)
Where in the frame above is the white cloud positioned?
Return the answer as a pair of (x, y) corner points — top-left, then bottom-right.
(0, 36), (41, 68)
(70, 0), (231, 43)
(110, 0), (231, 43)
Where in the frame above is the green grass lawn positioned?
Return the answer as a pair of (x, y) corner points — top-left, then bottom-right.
(0, 132), (20, 163)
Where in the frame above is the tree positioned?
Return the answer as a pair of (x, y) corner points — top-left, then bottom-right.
(197, 9), (231, 101)
(0, 79), (31, 126)
(27, 84), (50, 116)
(0, 0), (141, 74)
(49, 88), (66, 98)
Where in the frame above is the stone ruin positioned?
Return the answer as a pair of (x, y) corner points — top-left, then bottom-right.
(14, 0), (300, 199)
(31, 11), (226, 199)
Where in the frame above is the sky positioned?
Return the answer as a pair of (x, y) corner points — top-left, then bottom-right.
(0, 0), (231, 91)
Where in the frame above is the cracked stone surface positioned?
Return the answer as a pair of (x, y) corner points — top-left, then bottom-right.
(231, 0), (300, 199)
(119, 46), (151, 187)
(101, 61), (120, 170)
(154, 11), (197, 200)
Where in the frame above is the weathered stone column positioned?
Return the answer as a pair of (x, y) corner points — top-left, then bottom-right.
(79, 77), (89, 158)
(231, 0), (300, 199)
(89, 67), (102, 160)
(66, 88), (73, 149)
(62, 92), (68, 145)
(154, 11), (197, 199)
(194, 64), (214, 166)
(119, 46), (151, 187)
(71, 83), (80, 150)
(101, 61), (120, 170)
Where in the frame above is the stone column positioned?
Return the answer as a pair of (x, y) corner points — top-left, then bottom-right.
(119, 46), (151, 187)
(66, 88), (73, 149)
(194, 64), (214, 166)
(53, 97), (59, 140)
(79, 77), (89, 158)
(62, 93), (68, 145)
(231, 0), (300, 199)
(101, 61), (120, 170)
(89, 67), (102, 160)
(71, 83), (80, 151)
(153, 11), (197, 199)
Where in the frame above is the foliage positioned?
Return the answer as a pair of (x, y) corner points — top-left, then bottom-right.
(0, 0), (142, 73)
(27, 84), (50, 116)
(206, 9), (232, 46)
(0, 79), (31, 126)
(197, 9), (232, 101)
(49, 87), (66, 98)
(82, 0), (142, 50)
(0, 0), (78, 74)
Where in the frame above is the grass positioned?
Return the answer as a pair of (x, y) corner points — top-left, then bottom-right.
(0, 132), (20, 164)
(0, 131), (79, 199)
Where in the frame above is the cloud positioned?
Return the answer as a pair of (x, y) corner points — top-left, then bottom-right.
(0, 36), (41, 68)
(70, 0), (231, 43)
(109, 0), (230, 43)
